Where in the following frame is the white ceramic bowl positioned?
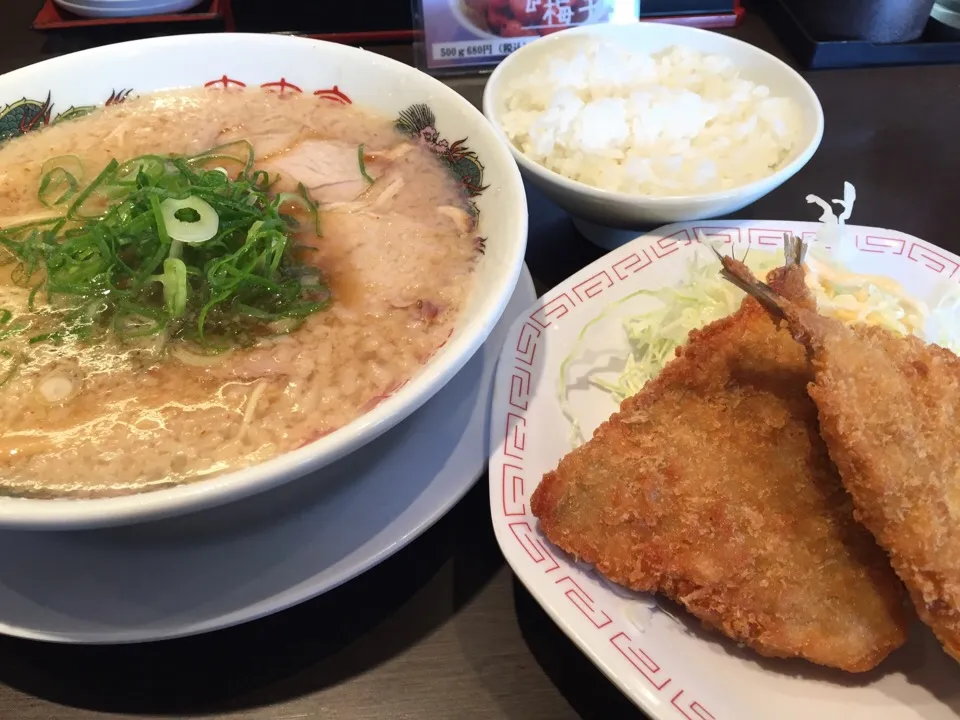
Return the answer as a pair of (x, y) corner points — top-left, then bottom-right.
(0, 33), (527, 530)
(482, 23), (824, 230)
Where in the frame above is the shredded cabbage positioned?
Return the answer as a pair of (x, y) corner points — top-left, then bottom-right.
(557, 249), (779, 445)
(559, 181), (954, 445)
(806, 263), (927, 337)
(928, 284), (960, 354)
(803, 181), (928, 337)
(589, 251), (780, 403)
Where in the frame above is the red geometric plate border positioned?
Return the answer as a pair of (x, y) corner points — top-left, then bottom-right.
(491, 221), (960, 720)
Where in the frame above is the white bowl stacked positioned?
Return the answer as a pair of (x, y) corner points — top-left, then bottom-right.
(53, 0), (203, 19)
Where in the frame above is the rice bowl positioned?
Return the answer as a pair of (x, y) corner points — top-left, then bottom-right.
(499, 43), (805, 197)
(483, 22), (824, 228)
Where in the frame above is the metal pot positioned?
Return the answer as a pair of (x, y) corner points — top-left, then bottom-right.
(798, 0), (936, 43)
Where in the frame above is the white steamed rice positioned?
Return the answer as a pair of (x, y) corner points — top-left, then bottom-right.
(499, 42), (804, 197)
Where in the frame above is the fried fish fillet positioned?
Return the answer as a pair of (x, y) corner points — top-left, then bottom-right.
(532, 249), (908, 672)
(722, 247), (960, 664)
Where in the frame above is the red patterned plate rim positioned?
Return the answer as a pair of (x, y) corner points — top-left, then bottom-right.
(488, 219), (960, 720)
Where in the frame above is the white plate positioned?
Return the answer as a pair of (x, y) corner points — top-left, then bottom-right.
(0, 266), (533, 644)
(489, 223), (960, 720)
(53, 0), (202, 17)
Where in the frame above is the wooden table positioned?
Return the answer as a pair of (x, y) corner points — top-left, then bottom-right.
(1, 6), (959, 720)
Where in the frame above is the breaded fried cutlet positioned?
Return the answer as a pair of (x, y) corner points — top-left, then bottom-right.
(532, 246), (908, 672)
(722, 246), (960, 664)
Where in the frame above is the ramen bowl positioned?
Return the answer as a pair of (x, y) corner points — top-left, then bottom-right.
(0, 33), (527, 530)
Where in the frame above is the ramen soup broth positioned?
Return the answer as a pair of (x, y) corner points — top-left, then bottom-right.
(0, 89), (480, 498)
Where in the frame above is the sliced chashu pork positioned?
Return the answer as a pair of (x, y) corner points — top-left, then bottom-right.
(261, 140), (387, 204)
(306, 210), (471, 315)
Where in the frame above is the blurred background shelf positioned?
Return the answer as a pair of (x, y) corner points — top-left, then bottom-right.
(34, 0), (743, 45)
(34, 0), (231, 32)
(751, 0), (960, 69)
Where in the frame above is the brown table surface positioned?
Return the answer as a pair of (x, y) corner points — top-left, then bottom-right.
(1, 5), (959, 720)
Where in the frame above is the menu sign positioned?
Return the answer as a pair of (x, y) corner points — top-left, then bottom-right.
(418, 0), (636, 71)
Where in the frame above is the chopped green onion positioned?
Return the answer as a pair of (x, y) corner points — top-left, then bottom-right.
(67, 159), (119, 220)
(38, 168), (79, 207)
(38, 155), (84, 208)
(188, 140), (255, 176)
(0, 351), (20, 388)
(160, 197), (219, 245)
(150, 257), (188, 318)
(115, 155), (167, 186)
(175, 207), (201, 223)
(0, 318), (27, 341)
(357, 144), (375, 185)
(28, 332), (62, 345)
(0, 146), (332, 350)
(40, 155), (84, 180)
(276, 183), (322, 236)
(112, 302), (166, 340)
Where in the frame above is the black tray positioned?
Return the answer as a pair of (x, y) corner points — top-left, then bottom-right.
(642, 0), (736, 16)
(756, 0), (960, 69)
